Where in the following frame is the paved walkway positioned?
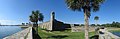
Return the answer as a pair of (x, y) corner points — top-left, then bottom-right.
(26, 27), (32, 39)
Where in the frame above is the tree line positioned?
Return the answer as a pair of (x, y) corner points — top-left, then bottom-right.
(88, 21), (120, 28)
(101, 21), (120, 27)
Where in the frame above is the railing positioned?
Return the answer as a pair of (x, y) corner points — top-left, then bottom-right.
(99, 28), (120, 39)
(3, 27), (32, 39)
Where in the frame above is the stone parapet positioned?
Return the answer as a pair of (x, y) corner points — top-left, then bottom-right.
(99, 28), (120, 39)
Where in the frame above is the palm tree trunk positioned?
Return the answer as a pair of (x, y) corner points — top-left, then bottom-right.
(84, 10), (89, 39)
(95, 20), (97, 26)
(35, 22), (38, 34)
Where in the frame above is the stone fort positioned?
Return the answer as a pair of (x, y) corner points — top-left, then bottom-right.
(39, 11), (80, 31)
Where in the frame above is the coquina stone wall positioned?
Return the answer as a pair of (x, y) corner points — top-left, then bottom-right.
(39, 21), (52, 30)
(38, 11), (81, 31)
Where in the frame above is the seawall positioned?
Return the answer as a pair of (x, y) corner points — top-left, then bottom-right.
(3, 27), (32, 39)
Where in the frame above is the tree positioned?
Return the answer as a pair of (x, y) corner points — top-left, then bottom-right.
(97, 24), (101, 26)
(38, 12), (44, 22)
(112, 21), (116, 27)
(91, 24), (95, 26)
(29, 10), (44, 34)
(65, 0), (105, 39)
(22, 23), (25, 25)
(26, 23), (29, 25)
(94, 16), (99, 26)
(81, 24), (85, 26)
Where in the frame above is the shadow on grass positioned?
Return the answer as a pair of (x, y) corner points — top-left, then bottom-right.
(32, 27), (42, 39)
(90, 35), (99, 39)
(47, 35), (68, 39)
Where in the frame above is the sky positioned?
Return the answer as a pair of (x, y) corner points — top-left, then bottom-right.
(0, 0), (120, 25)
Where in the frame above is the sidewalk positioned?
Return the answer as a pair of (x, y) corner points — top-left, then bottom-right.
(27, 27), (32, 39)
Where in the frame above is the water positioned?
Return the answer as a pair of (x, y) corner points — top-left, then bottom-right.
(0, 26), (25, 39)
(112, 32), (120, 37)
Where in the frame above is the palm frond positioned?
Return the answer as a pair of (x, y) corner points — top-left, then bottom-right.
(91, 0), (105, 12)
(39, 13), (44, 21)
(94, 16), (99, 20)
(66, 0), (84, 11)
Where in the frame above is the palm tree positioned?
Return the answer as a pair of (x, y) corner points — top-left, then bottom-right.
(94, 16), (99, 26)
(65, 0), (105, 39)
(29, 10), (44, 34)
(94, 16), (99, 35)
(38, 13), (44, 22)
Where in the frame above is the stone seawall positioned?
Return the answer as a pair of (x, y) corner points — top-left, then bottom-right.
(99, 28), (120, 39)
(3, 27), (32, 39)
(99, 31), (120, 39)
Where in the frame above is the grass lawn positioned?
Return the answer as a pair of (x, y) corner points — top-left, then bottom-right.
(37, 27), (95, 39)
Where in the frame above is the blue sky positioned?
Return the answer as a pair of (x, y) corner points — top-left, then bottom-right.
(0, 0), (120, 25)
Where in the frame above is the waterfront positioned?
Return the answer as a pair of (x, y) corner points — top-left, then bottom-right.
(0, 26), (25, 39)
(112, 32), (120, 37)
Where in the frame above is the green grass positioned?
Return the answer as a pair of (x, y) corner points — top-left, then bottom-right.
(38, 27), (95, 39)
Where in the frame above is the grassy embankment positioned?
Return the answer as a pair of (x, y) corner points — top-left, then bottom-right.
(107, 27), (120, 32)
(37, 27), (95, 39)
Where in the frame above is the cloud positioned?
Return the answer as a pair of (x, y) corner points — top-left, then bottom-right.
(0, 20), (18, 25)
(0, 20), (15, 22)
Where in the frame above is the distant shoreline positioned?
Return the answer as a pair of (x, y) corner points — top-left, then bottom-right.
(0, 25), (29, 28)
(0, 25), (27, 26)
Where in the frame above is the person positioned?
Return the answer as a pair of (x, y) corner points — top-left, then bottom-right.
(95, 26), (99, 35)
(99, 27), (107, 39)
(99, 27), (105, 34)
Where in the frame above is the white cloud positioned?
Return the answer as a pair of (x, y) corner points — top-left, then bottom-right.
(0, 20), (18, 25)
(0, 20), (15, 22)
